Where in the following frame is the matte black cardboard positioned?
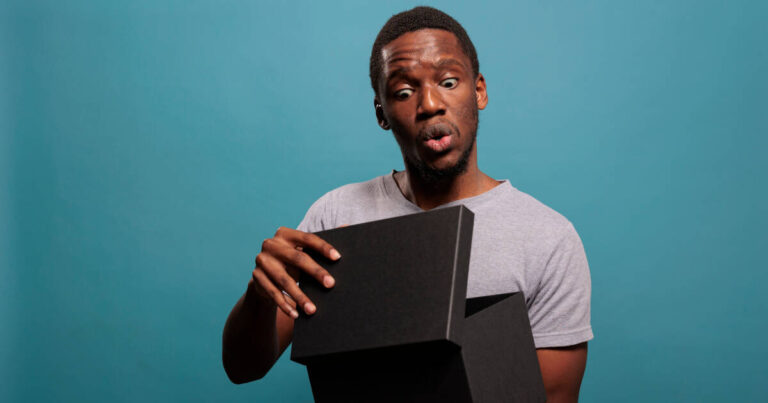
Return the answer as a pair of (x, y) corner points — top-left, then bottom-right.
(290, 206), (545, 402)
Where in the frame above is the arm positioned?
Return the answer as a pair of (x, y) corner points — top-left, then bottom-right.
(537, 342), (588, 403)
(222, 227), (340, 384)
(528, 223), (592, 401)
(221, 281), (296, 383)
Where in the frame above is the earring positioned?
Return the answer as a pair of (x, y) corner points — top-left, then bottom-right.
(376, 103), (389, 129)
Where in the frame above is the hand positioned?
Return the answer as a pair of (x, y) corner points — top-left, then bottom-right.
(251, 227), (341, 319)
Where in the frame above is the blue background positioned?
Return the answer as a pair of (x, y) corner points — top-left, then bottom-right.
(2, 1), (766, 401)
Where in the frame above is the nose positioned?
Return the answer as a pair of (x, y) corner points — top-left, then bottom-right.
(417, 85), (446, 120)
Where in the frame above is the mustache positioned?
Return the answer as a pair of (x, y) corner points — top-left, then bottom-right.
(418, 122), (460, 141)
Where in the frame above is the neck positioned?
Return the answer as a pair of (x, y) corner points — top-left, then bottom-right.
(395, 153), (499, 210)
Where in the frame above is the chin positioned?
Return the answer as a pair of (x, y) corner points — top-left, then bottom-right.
(427, 157), (462, 172)
(405, 137), (476, 184)
(409, 154), (470, 184)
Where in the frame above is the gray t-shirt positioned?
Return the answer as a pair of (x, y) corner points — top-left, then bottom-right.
(297, 172), (593, 348)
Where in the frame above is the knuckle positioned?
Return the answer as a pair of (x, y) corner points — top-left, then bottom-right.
(300, 232), (313, 244)
(291, 250), (306, 266)
(278, 275), (294, 289)
(275, 226), (287, 237)
(255, 253), (267, 268)
(261, 238), (275, 251)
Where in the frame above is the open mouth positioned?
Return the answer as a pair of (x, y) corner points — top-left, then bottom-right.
(423, 132), (453, 153)
(421, 124), (455, 153)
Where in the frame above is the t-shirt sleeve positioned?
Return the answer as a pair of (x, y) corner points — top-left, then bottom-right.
(528, 222), (593, 348)
(296, 193), (332, 233)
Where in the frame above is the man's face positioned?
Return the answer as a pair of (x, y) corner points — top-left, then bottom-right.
(376, 28), (487, 182)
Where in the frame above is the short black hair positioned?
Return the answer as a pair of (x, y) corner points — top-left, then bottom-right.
(369, 6), (480, 97)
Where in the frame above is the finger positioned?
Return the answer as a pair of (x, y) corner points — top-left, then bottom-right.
(266, 239), (335, 288)
(263, 237), (335, 288)
(252, 268), (298, 319)
(259, 252), (317, 315)
(282, 290), (296, 305)
(274, 227), (341, 261)
(281, 275), (317, 315)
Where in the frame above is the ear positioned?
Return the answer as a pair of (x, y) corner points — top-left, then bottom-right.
(374, 98), (390, 130)
(475, 73), (488, 110)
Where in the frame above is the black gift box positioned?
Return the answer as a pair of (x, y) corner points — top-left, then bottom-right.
(291, 206), (545, 402)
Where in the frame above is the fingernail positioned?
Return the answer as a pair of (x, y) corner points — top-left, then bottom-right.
(330, 249), (341, 260)
(323, 276), (335, 288)
(290, 309), (299, 319)
(304, 302), (316, 314)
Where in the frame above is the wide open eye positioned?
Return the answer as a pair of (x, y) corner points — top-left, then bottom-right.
(440, 78), (458, 89)
(394, 88), (414, 100)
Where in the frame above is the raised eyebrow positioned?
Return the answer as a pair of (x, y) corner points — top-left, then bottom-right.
(386, 66), (413, 82)
(434, 58), (466, 69)
(385, 58), (466, 85)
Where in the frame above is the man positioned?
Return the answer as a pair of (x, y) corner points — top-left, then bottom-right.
(223, 6), (592, 402)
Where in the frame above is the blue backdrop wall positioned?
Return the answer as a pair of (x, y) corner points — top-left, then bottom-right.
(3, 1), (767, 401)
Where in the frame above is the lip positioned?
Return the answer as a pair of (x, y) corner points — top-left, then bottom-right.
(419, 122), (456, 153)
(423, 133), (453, 152)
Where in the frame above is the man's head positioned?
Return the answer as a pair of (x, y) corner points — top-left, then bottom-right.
(369, 7), (479, 98)
(370, 7), (487, 184)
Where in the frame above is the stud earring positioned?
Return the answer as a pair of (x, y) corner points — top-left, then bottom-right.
(376, 103), (389, 129)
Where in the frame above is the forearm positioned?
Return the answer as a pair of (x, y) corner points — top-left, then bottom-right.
(222, 282), (280, 384)
(537, 343), (588, 403)
(222, 227), (335, 383)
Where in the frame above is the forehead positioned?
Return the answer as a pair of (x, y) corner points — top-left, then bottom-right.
(380, 29), (470, 72)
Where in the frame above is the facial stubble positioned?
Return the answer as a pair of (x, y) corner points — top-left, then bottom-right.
(399, 97), (479, 185)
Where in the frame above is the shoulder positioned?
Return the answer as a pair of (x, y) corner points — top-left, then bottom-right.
(297, 175), (390, 232)
(511, 187), (572, 227)
(482, 184), (578, 247)
(308, 175), (389, 212)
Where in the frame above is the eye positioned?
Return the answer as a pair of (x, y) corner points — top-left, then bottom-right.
(440, 78), (458, 89)
(394, 88), (414, 100)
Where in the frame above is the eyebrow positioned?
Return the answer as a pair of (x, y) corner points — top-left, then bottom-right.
(385, 58), (467, 82)
(386, 66), (413, 81)
(434, 58), (466, 69)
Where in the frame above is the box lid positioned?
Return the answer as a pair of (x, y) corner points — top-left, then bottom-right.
(291, 205), (474, 364)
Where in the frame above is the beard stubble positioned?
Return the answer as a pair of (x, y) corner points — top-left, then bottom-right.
(401, 95), (479, 185)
